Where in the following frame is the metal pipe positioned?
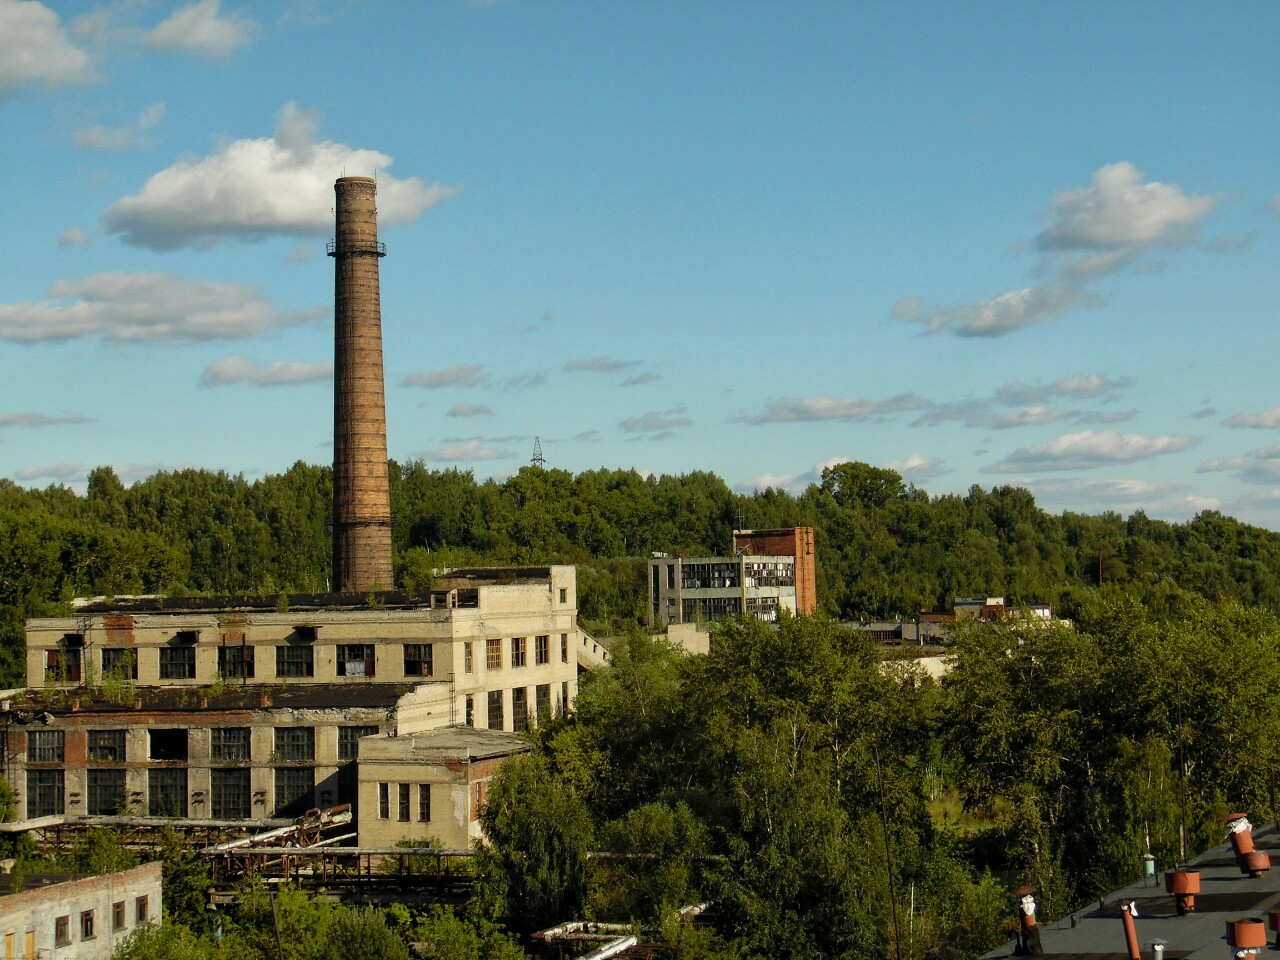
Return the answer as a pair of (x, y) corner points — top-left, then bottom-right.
(1120, 900), (1140, 960)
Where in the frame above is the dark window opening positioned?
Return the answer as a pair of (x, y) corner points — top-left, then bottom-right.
(293, 625), (318, 642)
(536, 684), (552, 723)
(487, 690), (504, 730)
(149, 728), (188, 761)
(535, 635), (549, 665)
(113, 901), (126, 932)
(45, 641), (82, 683)
(378, 782), (389, 819)
(88, 729), (126, 763)
(419, 783), (431, 822)
(397, 783), (410, 822)
(403, 643), (433, 677)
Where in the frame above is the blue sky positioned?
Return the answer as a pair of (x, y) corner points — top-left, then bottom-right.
(3, 0), (1280, 528)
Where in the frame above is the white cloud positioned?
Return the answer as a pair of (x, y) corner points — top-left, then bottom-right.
(199, 355), (332, 387)
(995, 372), (1133, 405)
(735, 472), (804, 494)
(736, 392), (929, 424)
(57, 226), (90, 247)
(16, 462), (84, 482)
(884, 453), (945, 481)
(987, 430), (1199, 472)
(1023, 477), (1174, 505)
(75, 101), (165, 150)
(446, 403), (493, 418)
(564, 355), (640, 373)
(0, 412), (93, 428)
(0, 272), (321, 343)
(893, 282), (1100, 338)
(143, 0), (258, 61)
(284, 243), (317, 264)
(1198, 445), (1280, 485)
(894, 164), (1214, 338)
(619, 410), (692, 434)
(421, 439), (513, 462)
(1036, 162), (1214, 254)
(103, 102), (456, 250)
(402, 364), (486, 389)
(1223, 406), (1280, 429)
(0, 0), (93, 98)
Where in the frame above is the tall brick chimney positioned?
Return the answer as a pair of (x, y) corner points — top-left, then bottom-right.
(329, 176), (394, 593)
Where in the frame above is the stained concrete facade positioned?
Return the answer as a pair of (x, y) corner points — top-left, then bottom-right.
(356, 726), (530, 848)
(0, 861), (161, 960)
(12, 568), (580, 837)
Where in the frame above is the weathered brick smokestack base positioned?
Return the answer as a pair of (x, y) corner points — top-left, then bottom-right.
(330, 176), (393, 592)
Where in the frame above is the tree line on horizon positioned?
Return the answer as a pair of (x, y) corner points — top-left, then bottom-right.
(3, 457), (1280, 685)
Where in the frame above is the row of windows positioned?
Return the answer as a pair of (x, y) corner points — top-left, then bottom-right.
(44, 897), (149, 949)
(377, 782), (431, 823)
(28, 766), (345, 819)
(46, 636), (572, 683)
(27, 724), (380, 764)
(475, 682), (567, 733)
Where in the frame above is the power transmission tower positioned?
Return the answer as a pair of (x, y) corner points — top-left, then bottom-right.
(531, 437), (546, 468)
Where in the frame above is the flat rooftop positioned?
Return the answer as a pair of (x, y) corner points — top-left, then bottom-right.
(68, 567), (558, 615)
(982, 820), (1280, 959)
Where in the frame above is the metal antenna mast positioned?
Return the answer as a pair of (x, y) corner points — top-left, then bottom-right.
(531, 437), (546, 468)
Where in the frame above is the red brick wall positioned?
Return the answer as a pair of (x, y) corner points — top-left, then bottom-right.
(733, 527), (817, 615)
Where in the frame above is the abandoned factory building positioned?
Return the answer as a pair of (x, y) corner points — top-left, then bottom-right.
(6, 566), (581, 846)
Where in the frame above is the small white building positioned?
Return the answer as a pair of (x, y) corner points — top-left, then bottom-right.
(0, 861), (162, 959)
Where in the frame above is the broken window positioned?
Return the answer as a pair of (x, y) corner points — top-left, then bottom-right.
(464, 641), (473, 673)
(217, 645), (254, 679)
(274, 726), (314, 762)
(561, 633), (569, 663)
(535, 635), (549, 665)
(27, 729), (64, 762)
(465, 694), (474, 727)
(403, 644), (432, 677)
(87, 770), (125, 816)
(148, 768), (187, 817)
(486, 638), (502, 670)
(536, 684), (552, 723)
(338, 725), (379, 761)
(88, 729), (125, 763)
(101, 647), (137, 681)
(159, 644), (195, 680)
(338, 644), (375, 677)
(274, 767), (313, 817)
(512, 687), (529, 733)
(419, 784), (431, 822)
(487, 690), (504, 731)
(276, 643), (313, 678)
(27, 770), (64, 818)
(511, 637), (527, 668)
(378, 782), (390, 819)
(211, 769), (250, 818)
(398, 783), (410, 822)
(210, 727), (250, 761)
(45, 634), (82, 683)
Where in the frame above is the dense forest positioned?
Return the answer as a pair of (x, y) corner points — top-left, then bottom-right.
(5, 457), (1280, 687)
(15, 604), (1275, 959)
(5, 460), (1280, 956)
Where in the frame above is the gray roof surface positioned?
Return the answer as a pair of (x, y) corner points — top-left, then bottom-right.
(982, 821), (1280, 959)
